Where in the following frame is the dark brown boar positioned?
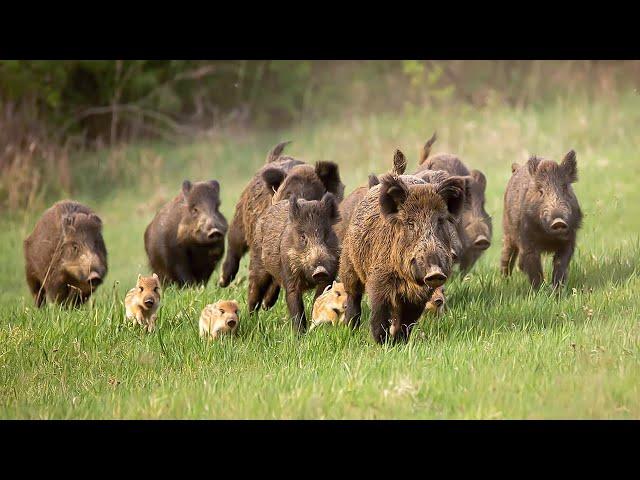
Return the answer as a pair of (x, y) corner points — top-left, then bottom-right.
(416, 133), (492, 272)
(340, 151), (466, 344)
(24, 200), (108, 307)
(219, 141), (344, 287)
(501, 150), (582, 289)
(249, 192), (340, 333)
(144, 179), (228, 286)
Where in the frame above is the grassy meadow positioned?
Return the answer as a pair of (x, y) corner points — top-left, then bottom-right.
(0, 92), (639, 419)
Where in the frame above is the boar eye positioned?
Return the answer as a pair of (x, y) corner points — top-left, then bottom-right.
(538, 188), (544, 196)
(299, 233), (307, 244)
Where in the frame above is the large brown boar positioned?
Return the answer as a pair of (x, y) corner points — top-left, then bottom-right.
(24, 200), (108, 307)
(340, 151), (466, 344)
(416, 133), (492, 272)
(501, 151), (582, 289)
(144, 179), (228, 286)
(219, 141), (344, 287)
(249, 192), (340, 333)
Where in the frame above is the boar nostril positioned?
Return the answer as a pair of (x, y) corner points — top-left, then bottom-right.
(88, 272), (102, 286)
(227, 319), (237, 328)
(312, 266), (329, 282)
(207, 228), (224, 240)
(474, 235), (491, 250)
(551, 218), (568, 230)
(424, 268), (447, 287)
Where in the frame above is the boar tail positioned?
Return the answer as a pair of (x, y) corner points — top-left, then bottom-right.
(419, 131), (437, 165)
(266, 141), (291, 163)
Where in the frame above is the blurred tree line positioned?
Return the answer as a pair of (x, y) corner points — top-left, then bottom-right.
(0, 60), (637, 212)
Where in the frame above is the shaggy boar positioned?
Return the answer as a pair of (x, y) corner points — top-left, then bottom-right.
(416, 133), (492, 272)
(219, 141), (344, 287)
(249, 193), (340, 332)
(340, 152), (466, 344)
(144, 179), (227, 287)
(501, 151), (582, 289)
(24, 200), (108, 307)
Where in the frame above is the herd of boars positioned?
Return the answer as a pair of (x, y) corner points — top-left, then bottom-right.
(23, 133), (582, 344)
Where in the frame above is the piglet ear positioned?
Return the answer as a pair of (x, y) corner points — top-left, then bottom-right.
(561, 149), (578, 183)
(436, 176), (466, 216)
(152, 273), (159, 280)
(527, 156), (540, 177)
(182, 180), (192, 196)
(321, 192), (341, 225)
(288, 194), (300, 221)
(379, 171), (409, 222)
(262, 167), (287, 194)
(137, 274), (142, 282)
(471, 169), (487, 192)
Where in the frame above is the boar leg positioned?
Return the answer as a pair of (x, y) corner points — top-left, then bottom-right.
(552, 243), (574, 289)
(219, 219), (247, 287)
(341, 258), (363, 329)
(460, 249), (481, 273)
(500, 238), (519, 277)
(261, 281), (281, 310)
(518, 248), (544, 289)
(284, 283), (307, 333)
(397, 301), (426, 342)
(248, 270), (273, 313)
(26, 274), (46, 308)
(369, 296), (392, 344)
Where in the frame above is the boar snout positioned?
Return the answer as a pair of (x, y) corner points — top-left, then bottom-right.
(473, 235), (491, 250)
(207, 227), (224, 240)
(312, 265), (329, 282)
(87, 271), (103, 287)
(424, 267), (447, 288)
(550, 217), (568, 231)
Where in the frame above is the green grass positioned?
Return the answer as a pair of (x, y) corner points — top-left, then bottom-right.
(1, 91), (639, 418)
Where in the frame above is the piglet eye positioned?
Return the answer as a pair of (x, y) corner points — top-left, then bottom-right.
(139, 286), (144, 293)
(219, 308), (225, 314)
(335, 292), (341, 297)
(154, 287), (159, 293)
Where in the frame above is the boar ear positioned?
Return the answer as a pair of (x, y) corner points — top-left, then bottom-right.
(315, 161), (344, 200)
(471, 169), (487, 192)
(436, 176), (466, 216)
(321, 192), (341, 225)
(208, 180), (220, 195)
(62, 215), (75, 235)
(182, 180), (192, 196)
(288, 194), (301, 221)
(392, 149), (407, 176)
(368, 174), (380, 188)
(561, 150), (578, 183)
(419, 131), (437, 165)
(511, 163), (520, 174)
(262, 167), (287, 194)
(266, 140), (291, 163)
(527, 156), (540, 177)
(379, 173), (409, 221)
(88, 213), (103, 229)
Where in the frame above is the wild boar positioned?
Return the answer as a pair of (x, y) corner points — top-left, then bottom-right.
(144, 179), (228, 287)
(125, 273), (161, 332)
(501, 150), (582, 289)
(199, 300), (240, 340)
(24, 200), (108, 307)
(310, 281), (348, 330)
(219, 141), (344, 287)
(340, 150), (466, 344)
(416, 132), (492, 272)
(249, 192), (340, 333)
